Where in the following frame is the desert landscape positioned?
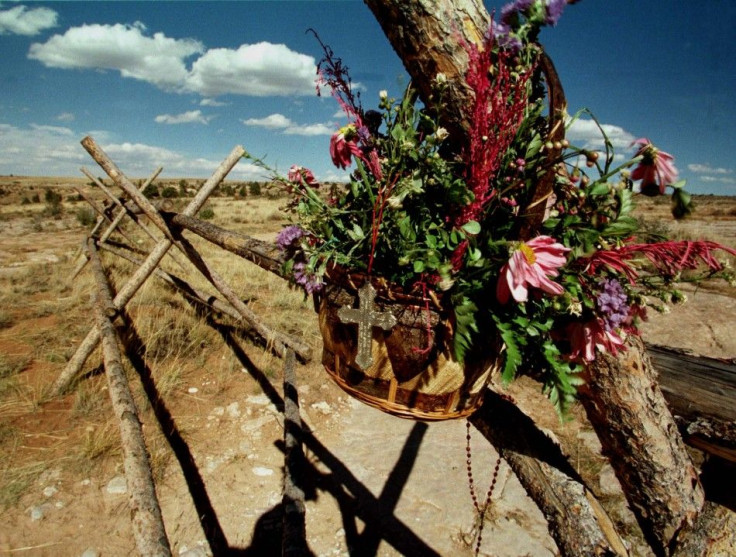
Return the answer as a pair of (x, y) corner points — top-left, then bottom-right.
(0, 174), (734, 556)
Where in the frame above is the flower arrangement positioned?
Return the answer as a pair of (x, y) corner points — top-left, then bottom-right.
(261, 0), (736, 415)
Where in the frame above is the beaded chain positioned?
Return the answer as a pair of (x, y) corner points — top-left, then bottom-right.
(465, 420), (502, 556)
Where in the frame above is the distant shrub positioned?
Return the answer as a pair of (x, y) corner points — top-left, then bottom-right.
(143, 184), (160, 198)
(43, 189), (63, 218)
(248, 182), (261, 196)
(161, 186), (178, 199)
(238, 184), (247, 197)
(44, 189), (62, 204)
(31, 194), (40, 203)
(178, 180), (188, 197)
(21, 196), (31, 205)
(199, 206), (215, 220)
(76, 206), (96, 227)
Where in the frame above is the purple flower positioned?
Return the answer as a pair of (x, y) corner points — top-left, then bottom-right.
(356, 125), (372, 145)
(491, 20), (522, 53)
(545, 0), (566, 26)
(596, 278), (629, 331)
(293, 261), (323, 294)
(276, 225), (307, 252)
(501, 0), (535, 23)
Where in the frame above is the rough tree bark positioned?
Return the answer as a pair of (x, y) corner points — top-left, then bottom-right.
(579, 336), (705, 556)
(88, 239), (172, 556)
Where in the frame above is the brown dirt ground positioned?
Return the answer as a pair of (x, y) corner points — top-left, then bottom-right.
(0, 178), (734, 556)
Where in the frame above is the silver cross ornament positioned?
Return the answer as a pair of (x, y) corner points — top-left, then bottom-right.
(337, 282), (397, 370)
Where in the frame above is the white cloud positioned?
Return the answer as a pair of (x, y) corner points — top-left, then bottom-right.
(95, 142), (267, 179)
(687, 163), (732, 175)
(200, 98), (227, 107)
(56, 112), (75, 122)
(0, 5), (57, 36)
(244, 113), (334, 136)
(0, 123), (267, 179)
(155, 110), (212, 125)
(283, 123), (333, 136)
(186, 42), (317, 97)
(29, 24), (317, 99)
(30, 123), (75, 136)
(320, 169), (350, 183)
(244, 113), (294, 129)
(0, 123), (85, 174)
(28, 22), (203, 92)
(699, 175), (736, 185)
(566, 118), (636, 152)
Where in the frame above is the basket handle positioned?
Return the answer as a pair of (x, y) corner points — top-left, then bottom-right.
(519, 50), (567, 240)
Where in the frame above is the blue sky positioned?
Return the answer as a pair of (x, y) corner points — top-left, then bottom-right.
(0, 1), (734, 194)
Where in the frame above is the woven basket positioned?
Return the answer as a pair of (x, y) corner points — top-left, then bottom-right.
(316, 271), (501, 421)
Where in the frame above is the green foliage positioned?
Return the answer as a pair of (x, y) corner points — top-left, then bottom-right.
(75, 206), (96, 227)
(199, 206), (215, 220)
(161, 186), (178, 199)
(42, 189), (63, 217)
(248, 182), (262, 196)
(259, 22), (724, 419)
(143, 183), (160, 198)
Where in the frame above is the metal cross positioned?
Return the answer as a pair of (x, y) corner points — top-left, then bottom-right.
(337, 282), (397, 370)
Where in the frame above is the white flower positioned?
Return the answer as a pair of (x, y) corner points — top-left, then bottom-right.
(568, 300), (583, 316)
(379, 90), (388, 100)
(435, 72), (447, 84)
(435, 127), (449, 141)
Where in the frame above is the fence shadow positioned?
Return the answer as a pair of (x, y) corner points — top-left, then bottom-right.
(119, 293), (442, 556)
(213, 318), (441, 556)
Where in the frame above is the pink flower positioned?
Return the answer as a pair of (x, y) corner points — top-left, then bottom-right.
(288, 165), (319, 188)
(630, 138), (679, 195)
(496, 235), (570, 303)
(329, 125), (362, 169)
(565, 319), (625, 363)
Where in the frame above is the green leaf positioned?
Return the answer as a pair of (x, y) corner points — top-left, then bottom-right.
(413, 260), (425, 273)
(461, 220), (481, 235)
(499, 326), (522, 384)
(587, 182), (610, 197)
(670, 179), (687, 190)
(603, 216), (638, 237)
(347, 223), (365, 241)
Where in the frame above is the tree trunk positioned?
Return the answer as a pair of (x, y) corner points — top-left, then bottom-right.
(579, 335), (704, 556)
(363, 0), (489, 145)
